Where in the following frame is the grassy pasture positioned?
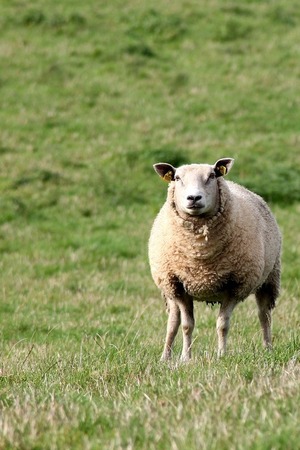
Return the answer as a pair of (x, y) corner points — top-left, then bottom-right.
(0, 0), (300, 448)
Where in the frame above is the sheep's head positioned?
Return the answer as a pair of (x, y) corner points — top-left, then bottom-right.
(154, 158), (234, 217)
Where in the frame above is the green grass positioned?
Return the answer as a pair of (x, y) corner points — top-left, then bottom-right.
(0, 0), (300, 448)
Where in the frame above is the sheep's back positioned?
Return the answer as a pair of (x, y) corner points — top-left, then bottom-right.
(227, 181), (281, 276)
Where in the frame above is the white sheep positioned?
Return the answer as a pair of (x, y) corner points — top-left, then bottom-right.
(148, 158), (281, 360)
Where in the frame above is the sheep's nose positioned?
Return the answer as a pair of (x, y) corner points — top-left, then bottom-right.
(187, 194), (202, 203)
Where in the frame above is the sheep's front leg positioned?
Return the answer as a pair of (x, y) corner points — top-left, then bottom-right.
(161, 300), (181, 361)
(177, 295), (194, 362)
(217, 301), (236, 357)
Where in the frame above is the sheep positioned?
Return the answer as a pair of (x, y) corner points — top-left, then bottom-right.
(148, 158), (281, 361)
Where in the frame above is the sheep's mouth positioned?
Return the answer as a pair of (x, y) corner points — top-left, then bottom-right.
(186, 201), (205, 209)
(186, 205), (204, 215)
(187, 205), (200, 210)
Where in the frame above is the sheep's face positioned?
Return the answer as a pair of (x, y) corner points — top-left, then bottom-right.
(154, 158), (234, 218)
(174, 164), (219, 217)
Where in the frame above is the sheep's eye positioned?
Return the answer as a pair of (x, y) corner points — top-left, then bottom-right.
(205, 172), (215, 184)
(175, 175), (181, 181)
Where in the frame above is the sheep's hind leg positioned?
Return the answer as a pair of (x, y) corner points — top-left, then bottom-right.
(217, 301), (236, 357)
(255, 261), (280, 350)
(255, 284), (277, 350)
(161, 300), (181, 361)
(177, 294), (194, 362)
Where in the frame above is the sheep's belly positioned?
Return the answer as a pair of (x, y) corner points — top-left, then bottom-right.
(181, 271), (248, 303)
(183, 282), (227, 303)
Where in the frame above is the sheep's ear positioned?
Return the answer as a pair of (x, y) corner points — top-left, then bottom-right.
(153, 163), (176, 182)
(214, 158), (234, 177)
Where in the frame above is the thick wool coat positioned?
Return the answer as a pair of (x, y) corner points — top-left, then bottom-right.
(149, 178), (281, 305)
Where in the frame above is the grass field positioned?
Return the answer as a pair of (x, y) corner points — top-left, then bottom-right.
(0, 0), (300, 448)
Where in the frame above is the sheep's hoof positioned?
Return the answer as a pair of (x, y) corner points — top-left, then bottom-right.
(160, 352), (171, 362)
(264, 343), (273, 351)
(217, 349), (226, 358)
(180, 354), (191, 363)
